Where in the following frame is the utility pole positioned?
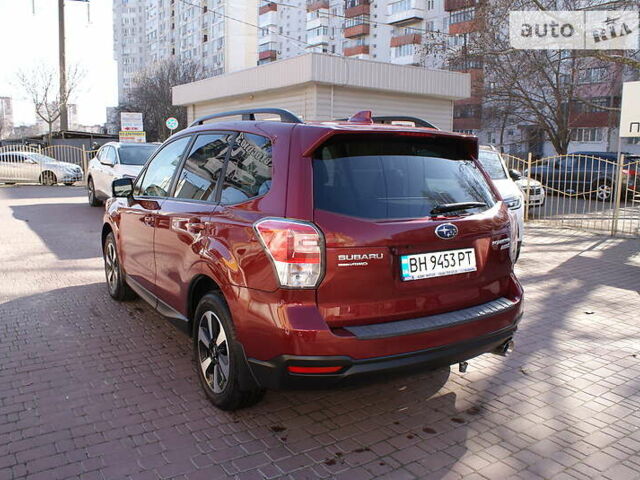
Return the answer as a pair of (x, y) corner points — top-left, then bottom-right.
(58, 0), (68, 131)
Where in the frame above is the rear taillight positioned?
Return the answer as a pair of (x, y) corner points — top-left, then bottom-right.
(254, 218), (324, 288)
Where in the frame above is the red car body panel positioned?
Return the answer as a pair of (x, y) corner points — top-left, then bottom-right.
(103, 114), (523, 389)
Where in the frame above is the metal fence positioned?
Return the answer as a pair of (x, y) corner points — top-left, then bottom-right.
(503, 153), (639, 237)
(0, 144), (89, 186)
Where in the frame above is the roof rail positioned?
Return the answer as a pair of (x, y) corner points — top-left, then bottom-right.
(334, 114), (438, 130)
(189, 108), (304, 127)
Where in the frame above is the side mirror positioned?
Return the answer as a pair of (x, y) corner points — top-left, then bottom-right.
(101, 157), (115, 167)
(25, 158), (38, 164)
(112, 177), (133, 198)
(508, 169), (522, 180)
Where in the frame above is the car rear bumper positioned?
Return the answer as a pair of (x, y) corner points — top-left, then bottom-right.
(247, 322), (520, 389)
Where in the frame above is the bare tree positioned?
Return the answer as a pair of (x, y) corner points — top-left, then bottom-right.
(15, 65), (84, 142)
(117, 59), (205, 142)
(434, 0), (639, 154)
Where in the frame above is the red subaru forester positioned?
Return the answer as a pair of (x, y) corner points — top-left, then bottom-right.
(102, 109), (523, 410)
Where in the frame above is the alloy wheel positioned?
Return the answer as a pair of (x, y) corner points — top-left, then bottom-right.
(597, 183), (612, 201)
(197, 311), (230, 394)
(104, 242), (119, 293)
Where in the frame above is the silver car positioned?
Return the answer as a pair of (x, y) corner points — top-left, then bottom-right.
(0, 151), (83, 185)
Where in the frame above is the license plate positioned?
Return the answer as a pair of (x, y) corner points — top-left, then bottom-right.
(400, 248), (476, 281)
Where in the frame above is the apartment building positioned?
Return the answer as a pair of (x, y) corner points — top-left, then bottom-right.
(113, 0), (258, 103)
(256, 0), (448, 66)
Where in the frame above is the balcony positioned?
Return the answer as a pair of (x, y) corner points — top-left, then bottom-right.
(344, 23), (370, 38)
(258, 11), (277, 27)
(344, 44), (369, 56)
(258, 49), (277, 61)
(344, 0), (370, 18)
(306, 0), (329, 12)
(307, 27), (330, 45)
(444, 0), (477, 12)
(390, 32), (421, 47)
(387, 0), (424, 26)
(258, 2), (277, 14)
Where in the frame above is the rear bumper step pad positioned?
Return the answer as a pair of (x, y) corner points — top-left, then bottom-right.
(343, 297), (517, 340)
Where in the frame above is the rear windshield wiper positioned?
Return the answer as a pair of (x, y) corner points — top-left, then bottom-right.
(430, 202), (487, 215)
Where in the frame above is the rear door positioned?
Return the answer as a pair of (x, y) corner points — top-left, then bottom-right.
(153, 132), (233, 315)
(311, 133), (513, 328)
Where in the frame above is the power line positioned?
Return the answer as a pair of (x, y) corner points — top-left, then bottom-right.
(270, 1), (453, 37)
(177, 0), (319, 50)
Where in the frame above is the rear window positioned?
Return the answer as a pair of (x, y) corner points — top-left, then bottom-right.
(478, 150), (508, 180)
(313, 136), (496, 220)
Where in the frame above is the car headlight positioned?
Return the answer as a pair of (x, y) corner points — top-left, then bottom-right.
(508, 211), (519, 263)
(504, 196), (522, 210)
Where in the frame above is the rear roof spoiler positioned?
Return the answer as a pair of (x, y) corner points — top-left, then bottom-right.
(334, 114), (438, 130)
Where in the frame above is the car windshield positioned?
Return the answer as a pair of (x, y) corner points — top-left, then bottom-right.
(118, 145), (157, 165)
(313, 136), (496, 220)
(477, 151), (508, 180)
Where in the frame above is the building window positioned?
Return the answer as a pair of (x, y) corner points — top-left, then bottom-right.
(392, 43), (415, 57)
(578, 67), (608, 84)
(203, 34), (208, 42)
(345, 15), (369, 28)
(453, 104), (481, 119)
(571, 128), (603, 142)
(389, 0), (415, 15)
(450, 7), (475, 25)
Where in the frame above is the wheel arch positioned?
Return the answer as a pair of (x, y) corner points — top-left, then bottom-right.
(101, 223), (114, 252)
(188, 274), (223, 335)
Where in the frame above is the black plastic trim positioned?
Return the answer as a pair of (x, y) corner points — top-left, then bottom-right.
(343, 297), (517, 340)
(247, 322), (520, 390)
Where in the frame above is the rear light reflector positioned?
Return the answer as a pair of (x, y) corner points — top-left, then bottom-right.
(254, 218), (324, 288)
(287, 366), (342, 374)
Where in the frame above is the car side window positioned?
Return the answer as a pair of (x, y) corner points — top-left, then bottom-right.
(219, 132), (273, 205)
(134, 136), (190, 197)
(104, 147), (117, 165)
(173, 133), (233, 202)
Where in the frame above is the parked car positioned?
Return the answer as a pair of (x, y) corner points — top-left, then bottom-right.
(527, 151), (640, 202)
(0, 151), (83, 185)
(87, 142), (158, 206)
(478, 146), (526, 258)
(102, 108), (524, 410)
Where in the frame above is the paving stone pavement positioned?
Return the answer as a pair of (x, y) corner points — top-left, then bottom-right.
(0, 185), (639, 480)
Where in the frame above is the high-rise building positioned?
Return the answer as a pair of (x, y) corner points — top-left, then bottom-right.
(256, 0), (447, 65)
(0, 97), (13, 138)
(113, 0), (258, 103)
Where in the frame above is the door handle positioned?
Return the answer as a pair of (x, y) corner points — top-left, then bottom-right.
(143, 215), (154, 227)
(185, 218), (206, 234)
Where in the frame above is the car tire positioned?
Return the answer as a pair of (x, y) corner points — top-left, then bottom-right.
(88, 178), (102, 207)
(40, 171), (57, 186)
(193, 292), (265, 410)
(103, 232), (135, 301)
(593, 178), (613, 202)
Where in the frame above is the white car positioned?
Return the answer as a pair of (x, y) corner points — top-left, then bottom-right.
(478, 146), (525, 259)
(87, 142), (158, 206)
(0, 151), (83, 185)
(514, 176), (545, 207)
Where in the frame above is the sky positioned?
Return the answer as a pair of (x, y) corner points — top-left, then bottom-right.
(0, 0), (117, 126)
